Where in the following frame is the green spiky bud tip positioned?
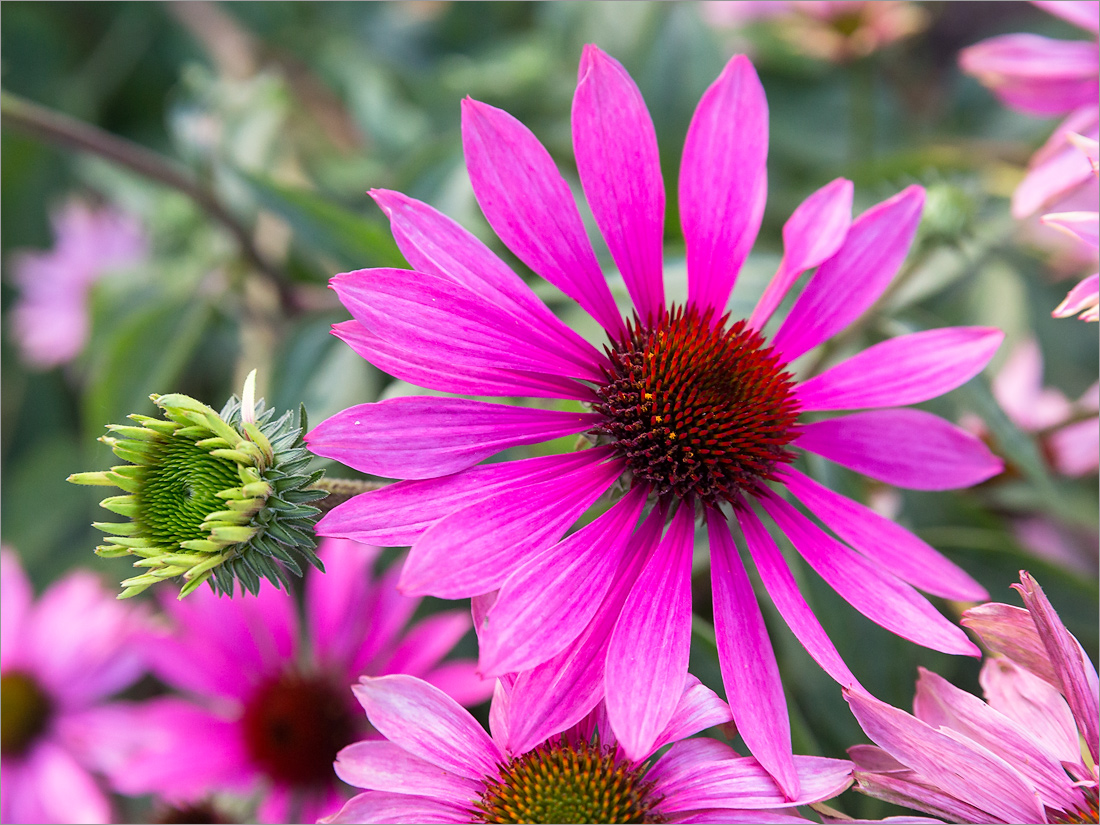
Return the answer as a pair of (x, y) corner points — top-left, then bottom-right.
(69, 371), (326, 599)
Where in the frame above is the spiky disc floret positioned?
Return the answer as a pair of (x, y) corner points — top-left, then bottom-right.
(69, 373), (325, 599)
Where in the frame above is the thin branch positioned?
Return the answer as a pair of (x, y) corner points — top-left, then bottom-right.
(0, 89), (298, 312)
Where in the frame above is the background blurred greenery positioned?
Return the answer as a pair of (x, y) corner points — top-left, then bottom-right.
(2, 2), (1097, 819)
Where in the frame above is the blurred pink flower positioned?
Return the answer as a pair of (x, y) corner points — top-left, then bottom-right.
(8, 199), (146, 369)
(1045, 134), (1100, 321)
(847, 571), (1099, 824)
(109, 538), (490, 824)
(1, 550), (148, 824)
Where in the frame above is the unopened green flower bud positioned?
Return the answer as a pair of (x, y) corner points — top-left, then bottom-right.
(69, 371), (325, 599)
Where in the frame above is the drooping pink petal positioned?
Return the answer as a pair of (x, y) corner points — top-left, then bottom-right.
(318, 449), (607, 547)
(778, 468), (987, 601)
(333, 268), (605, 382)
(794, 327), (1003, 412)
(913, 667), (1085, 812)
(478, 486), (647, 676)
(961, 602), (1060, 685)
(650, 674), (735, 755)
(307, 396), (599, 480)
(959, 34), (1099, 116)
(1042, 210), (1100, 249)
(795, 409), (1003, 490)
(461, 98), (626, 338)
(605, 504), (695, 760)
(749, 178), (853, 330)
(573, 45), (665, 323)
(980, 657), (1082, 766)
(735, 504), (865, 692)
(399, 453), (625, 598)
(370, 189), (606, 373)
(1034, 0), (1100, 34)
(771, 186), (925, 363)
(351, 675), (502, 781)
(323, 791), (471, 825)
(333, 741), (481, 804)
(845, 690), (1048, 824)
(707, 512), (798, 800)
(758, 493), (980, 658)
(680, 54), (769, 316)
(1014, 571), (1100, 762)
(1053, 273), (1100, 321)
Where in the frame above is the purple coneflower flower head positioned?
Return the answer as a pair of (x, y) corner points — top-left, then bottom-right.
(8, 199), (146, 370)
(847, 571), (1099, 824)
(1, 549), (147, 824)
(108, 538), (490, 823)
(308, 45), (1003, 798)
(1046, 134), (1100, 321)
(325, 672), (854, 824)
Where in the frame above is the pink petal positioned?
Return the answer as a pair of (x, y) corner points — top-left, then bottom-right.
(845, 690), (1047, 824)
(959, 34), (1099, 116)
(852, 766), (1013, 823)
(680, 54), (769, 316)
(1034, 0), (1100, 33)
(708, 512), (798, 800)
(573, 45), (665, 322)
(794, 327), (1003, 412)
(332, 268), (604, 382)
(5, 740), (113, 825)
(317, 449), (605, 547)
(1049, 415), (1100, 475)
(334, 740), (481, 802)
(735, 503), (865, 692)
(461, 98), (625, 337)
(399, 452), (624, 598)
(417, 660), (494, 708)
(1, 549), (33, 670)
(351, 675), (502, 781)
(1013, 109), (1098, 218)
(1053, 273), (1100, 320)
(323, 791), (471, 825)
(795, 409), (1003, 490)
(652, 674), (735, 754)
(1014, 571), (1100, 761)
(605, 505), (696, 760)
(758, 493), (980, 658)
(772, 186), (925, 363)
(382, 611), (472, 678)
(749, 178), (853, 330)
(478, 486), (647, 675)
(306, 538), (385, 670)
(307, 396), (599, 480)
(778, 468), (987, 601)
(370, 189), (605, 373)
(992, 337), (1073, 431)
(962, 602), (1061, 684)
(1042, 210), (1100, 249)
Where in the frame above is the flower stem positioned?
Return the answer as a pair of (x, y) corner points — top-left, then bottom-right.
(309, 477), (389, 515)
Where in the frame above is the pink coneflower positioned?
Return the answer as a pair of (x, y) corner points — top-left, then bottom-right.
(847, 571), (1099, 824)
(308, 46), (1003, 797)
(325, 673), (853, 824)
(1046, 133), (1100, 321)
(109, 538), (490, 823)
(1, 549), (147, 824)
(8, 199), (146, 369)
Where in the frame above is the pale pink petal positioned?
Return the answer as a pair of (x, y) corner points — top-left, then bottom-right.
(778, 467), (987, 600)
(1014, 571), (1100, 761)
(605, 505), (696, 760)
(959, 34), (1099, 116)
(306, 538), (384, 670)
(758, 493), (980, 657)
(306, 396), (599, 480)
(735, 504), (865, 692)
(323, 791), (470, 824)
(1068, 131), (1100, 168)
(334, 740), (481, 802)
(1049, 415), (1100, 475)
(852, 767), (1006, 823)
(478, 486), (647, 676)
(680, 54), (769, 316)
(318, 449), (606, 547)
(1014, 109), (1098, 218)
(4, 740), (113, 824)
(352, 562), (421, 676)
(1042, 210), (1100, 249)
(462, 98), (626, 337)
(794, 327), (1003, 412)
(418, 661), (494, 708)
(1034, 0), (1100, 34)
(381, 611), (472, 678)
(749, 178), (853, 330)
(651, 674), (735, 754)
(913, 667), (1085, 812)
(351, 675), (502, 780)
(708, 512), (798, 799)
(1, 549), (33, 669)
(772, 186), (924, 363)
(993, 337), (1073, 431)
(1053, 273), (1100, 320)
(573, 45), (666, 322)
(399, 453), (624, 598)
(795, 409), (1003, 490)
(962, 602), (1060, 685)
(845, 690), (1047, 824)
(674, 811), (813, 824)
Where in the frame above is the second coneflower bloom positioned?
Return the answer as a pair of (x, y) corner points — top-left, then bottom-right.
(308, 45), (1004, 797)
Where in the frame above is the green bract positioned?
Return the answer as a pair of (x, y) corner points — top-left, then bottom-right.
(69, 373), (325, 599)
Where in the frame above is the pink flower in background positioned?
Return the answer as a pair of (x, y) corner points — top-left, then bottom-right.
(325, 673), (853, 824)
(8, 200), (146, 369)
(1, 550), (147, 824)
(309, 45), (1003, 798)
(110, 538), (490, 824)
(1046, 134), (1100, 321)
(847, 571), (1098, 824)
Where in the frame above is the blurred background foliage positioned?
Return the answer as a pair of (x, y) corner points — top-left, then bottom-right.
(2, 2), (1097, 819)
